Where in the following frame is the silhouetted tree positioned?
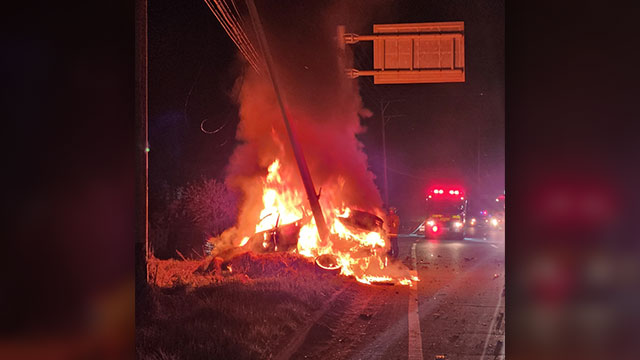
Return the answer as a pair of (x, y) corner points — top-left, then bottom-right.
(150, 178), (237, 259)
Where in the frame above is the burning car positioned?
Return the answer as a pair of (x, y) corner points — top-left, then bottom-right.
(246, 208), (387, 254)
(240, 204), (389, 278)
(217, 158), (409, 285)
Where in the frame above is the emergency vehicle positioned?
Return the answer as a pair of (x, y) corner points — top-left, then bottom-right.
(424, 186), (468, 239)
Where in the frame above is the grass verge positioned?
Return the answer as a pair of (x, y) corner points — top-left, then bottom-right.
(137, 252), (344, 359)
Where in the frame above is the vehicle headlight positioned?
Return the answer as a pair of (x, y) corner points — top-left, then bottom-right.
(453, 221), (463, 228)
(491, 218), (499, 227)
(427, 220), (435, 226)
(470, 218), (476, 225)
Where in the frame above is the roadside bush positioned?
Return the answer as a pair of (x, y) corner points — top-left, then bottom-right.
(150, 178), (237, 259)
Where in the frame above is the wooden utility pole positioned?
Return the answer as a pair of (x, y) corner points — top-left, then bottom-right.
(476, 92), (484, 192)
(380, 100), (404, 208)
(135, 0), (149, 289)
(381, 101), (389, 207)
(246, 0), (330, 243)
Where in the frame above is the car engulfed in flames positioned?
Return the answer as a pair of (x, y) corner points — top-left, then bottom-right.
(226, 159), (411, 286)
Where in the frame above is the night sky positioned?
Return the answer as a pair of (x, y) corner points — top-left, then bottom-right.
(149, 0), (504, 221)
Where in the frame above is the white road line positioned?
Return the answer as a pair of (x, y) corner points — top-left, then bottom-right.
(490, 244), (498, 248)
(408, 242), (424, 360)
(480, 281), (504, 360)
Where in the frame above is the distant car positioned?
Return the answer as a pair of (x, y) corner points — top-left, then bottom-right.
(492, 193), (505, 230)
(488, 213), (504, 231)
(465, 210), (490, 238)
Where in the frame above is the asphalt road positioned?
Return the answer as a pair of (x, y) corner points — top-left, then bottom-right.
(285, 231), (505, 360)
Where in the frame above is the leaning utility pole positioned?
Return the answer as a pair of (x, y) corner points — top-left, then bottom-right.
(246, 0), (330, 243)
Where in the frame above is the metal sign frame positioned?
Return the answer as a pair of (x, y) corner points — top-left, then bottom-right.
(344, 21), (465, 84)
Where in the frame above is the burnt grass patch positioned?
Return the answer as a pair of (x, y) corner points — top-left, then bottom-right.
(137, 252), (344, 359)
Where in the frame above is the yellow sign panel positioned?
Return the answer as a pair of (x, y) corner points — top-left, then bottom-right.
(371, 22), (465, 84)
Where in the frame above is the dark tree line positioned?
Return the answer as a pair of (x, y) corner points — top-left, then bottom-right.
(150, 178), (237, 259)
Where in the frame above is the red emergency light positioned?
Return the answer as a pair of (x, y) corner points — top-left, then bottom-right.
(429, 186), (465, 197)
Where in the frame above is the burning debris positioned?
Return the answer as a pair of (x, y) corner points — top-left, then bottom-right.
(210, 157), (412, 285)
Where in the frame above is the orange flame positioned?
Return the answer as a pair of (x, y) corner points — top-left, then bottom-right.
(244, 158), (412, 286)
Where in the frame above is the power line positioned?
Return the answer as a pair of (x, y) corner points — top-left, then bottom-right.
(203, 0), (263, 74)
(203, 0), (257, 71)
(214, 0), (262, 67)
(387, 166), (430, 181)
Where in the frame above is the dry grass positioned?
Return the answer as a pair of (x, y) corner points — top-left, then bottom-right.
(137, 252), (344, 359)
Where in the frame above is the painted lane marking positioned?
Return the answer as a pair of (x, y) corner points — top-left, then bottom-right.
(480, 281), (505, 360)
(408, 242), (424, 360)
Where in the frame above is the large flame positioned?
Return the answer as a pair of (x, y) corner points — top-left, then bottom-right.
(243, 158), (411, 285)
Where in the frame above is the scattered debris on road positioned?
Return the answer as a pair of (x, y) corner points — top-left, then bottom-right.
(495, 312), (504, 331)
(494, 339), (504, 356)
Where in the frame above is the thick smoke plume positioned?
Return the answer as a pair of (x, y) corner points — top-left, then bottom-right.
(212, 1), (394, 257)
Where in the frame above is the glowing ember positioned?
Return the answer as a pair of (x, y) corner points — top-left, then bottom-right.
(357, 275), (393, 285)
(239, 236), (249, 247)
